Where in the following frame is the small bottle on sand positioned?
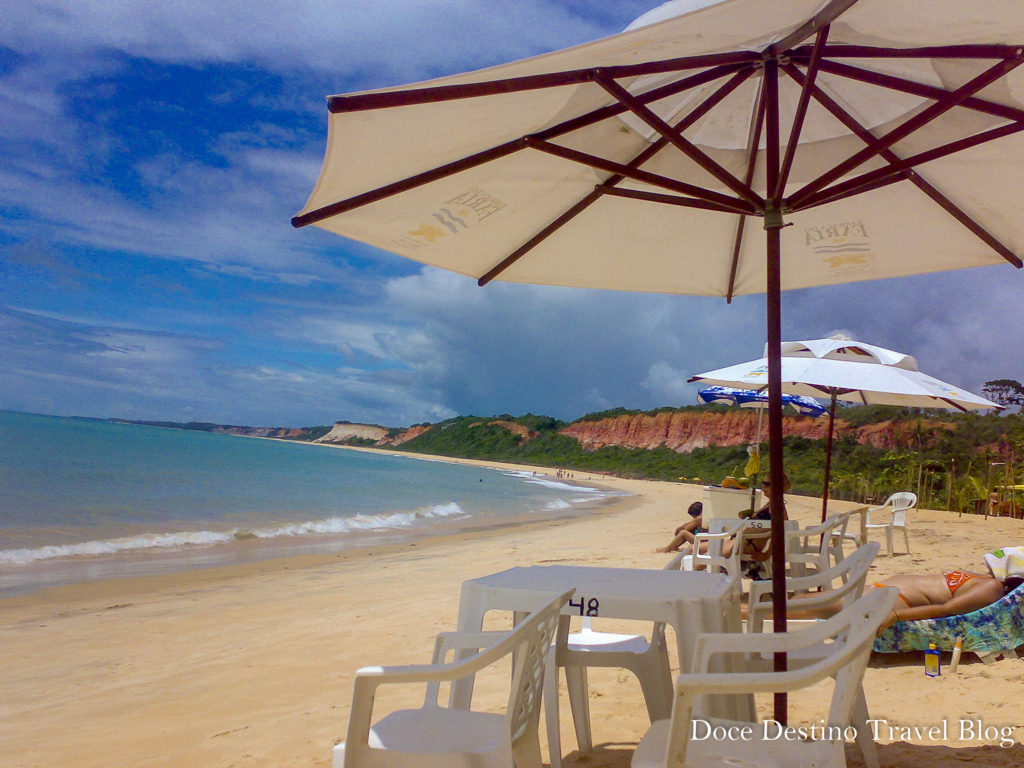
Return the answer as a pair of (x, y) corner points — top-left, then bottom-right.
(925, 643), (941, 677)
(949, 636), (964, 674)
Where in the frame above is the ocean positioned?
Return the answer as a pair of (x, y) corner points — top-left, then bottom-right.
(0, 411), (624, 596)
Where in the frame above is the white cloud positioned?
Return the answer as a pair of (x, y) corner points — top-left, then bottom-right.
(3, 0), (1024, 430)
(3, 2), (635, 81)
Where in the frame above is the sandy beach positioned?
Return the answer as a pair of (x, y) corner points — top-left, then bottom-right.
(2, 451), (1023, 768)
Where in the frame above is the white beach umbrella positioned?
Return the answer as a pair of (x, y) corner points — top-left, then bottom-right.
(692, 336), (1001, 410)
(691, 335), (1002, 518)
(293, 0), (1024, 716)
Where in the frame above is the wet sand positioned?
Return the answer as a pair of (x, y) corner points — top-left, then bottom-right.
(2, 452), (1023, 767)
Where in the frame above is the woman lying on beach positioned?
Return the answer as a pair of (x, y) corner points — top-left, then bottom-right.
(751, 567), (1024, 632)
(656, 475), (791, 565)
(871, 569), (1024, 633)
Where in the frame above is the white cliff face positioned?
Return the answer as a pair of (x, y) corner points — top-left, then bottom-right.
(314, 422), (389, 444)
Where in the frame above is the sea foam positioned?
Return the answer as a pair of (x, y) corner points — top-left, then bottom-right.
(0, 502), (468, 566)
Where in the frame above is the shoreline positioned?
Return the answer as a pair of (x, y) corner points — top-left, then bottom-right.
(0, 442), (629, 598)
(2, 454), (1023, 766)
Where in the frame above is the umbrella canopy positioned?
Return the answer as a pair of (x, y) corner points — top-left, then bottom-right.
(697, 385), (828, 416)
(692, 336), (1001, 411)
(692, 335), (1001, 518)
(294, 0), (1024, 718)
(295, 0), (1024, 296)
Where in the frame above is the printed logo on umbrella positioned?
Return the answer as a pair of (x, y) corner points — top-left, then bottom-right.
(393, 187), (506, 250)
(805, 220), (873, 276)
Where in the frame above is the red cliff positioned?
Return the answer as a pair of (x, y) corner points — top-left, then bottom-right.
(560, 411), (833, 452)
(558, 411), (954, 453)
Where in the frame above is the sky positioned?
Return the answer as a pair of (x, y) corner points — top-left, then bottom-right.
(2, 1), (1023, 428)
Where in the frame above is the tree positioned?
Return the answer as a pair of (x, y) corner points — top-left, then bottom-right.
(981, 379), (1024, 409)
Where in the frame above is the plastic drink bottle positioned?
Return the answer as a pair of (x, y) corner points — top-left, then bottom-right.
(925, 643), (941, 677)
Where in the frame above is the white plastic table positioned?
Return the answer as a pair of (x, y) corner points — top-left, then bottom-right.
(454, 565), (748, 723)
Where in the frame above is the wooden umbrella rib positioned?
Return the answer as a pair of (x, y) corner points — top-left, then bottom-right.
(909, 168), (1023, 267)
(766, 0), (859, 57)
(526, 138), (757, 213)
(328, 51), (761, 112)
(594, 73), (765, 208)
(795, 122), (1024, 211)
(528, 61), (752, 147)
(795, 120), (1024, 241)
(790, 56), (1024, 205)
(789, 43), (1024, 60)
(793, 172), (906, 210)
(330, 70), (599, 113)
(727, 73), (768, 303)
(291, 138), (528, 227)
(775, 25), (830, 198)
(812, 58), (1024, 124)
(296, 62), (752, 228)
(940, 397), (972, 413)
(783, 64), (1023, 268)
(598, 185), (758, 215)
(476, 67), (758, 285)
(670, 67), (755, 135)
(477, 190), (602, 286)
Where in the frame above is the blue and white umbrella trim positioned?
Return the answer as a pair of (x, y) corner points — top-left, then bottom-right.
(698, 386), (827, 418)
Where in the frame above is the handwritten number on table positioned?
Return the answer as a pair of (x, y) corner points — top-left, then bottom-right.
(569, 596), (600, 616)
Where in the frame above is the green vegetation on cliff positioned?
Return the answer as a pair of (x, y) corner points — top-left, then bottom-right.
(123, 402), (1024, 514)
(390, 406), (1024, 514)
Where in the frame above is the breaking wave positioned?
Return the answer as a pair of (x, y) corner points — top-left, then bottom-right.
(0, 502), (468, 566)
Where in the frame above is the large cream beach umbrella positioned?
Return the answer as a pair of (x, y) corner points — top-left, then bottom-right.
(293, 0), (1024, 715)
(691, 335), (1002, 519)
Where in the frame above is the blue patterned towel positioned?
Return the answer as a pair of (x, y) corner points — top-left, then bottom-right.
(874, 584), (1024, 654)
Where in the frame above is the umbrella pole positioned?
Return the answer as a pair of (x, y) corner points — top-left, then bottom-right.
(763, 57), (788, 724)
(820, 391), (838, 522)
(751, 406), (764, 510)
(766, 223), (787, 724)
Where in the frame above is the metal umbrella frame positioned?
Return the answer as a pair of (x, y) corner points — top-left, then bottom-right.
(294, 0), (1024, 718)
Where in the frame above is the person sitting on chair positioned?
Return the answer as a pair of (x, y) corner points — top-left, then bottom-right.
(656, 501), (705, 553)
(657, 475), (790, 563)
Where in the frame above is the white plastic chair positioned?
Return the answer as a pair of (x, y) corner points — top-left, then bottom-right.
(864, 492), (917, 556)
(721, 517), (798, 579)
(669, 518), (751, 578)
(743, 541), (881, 768)
(543, 614), (673, 768)
(334, 588), (574, 768)
(784, 511), (851, 578)
(632, 586), (898, 768)
(543, 556), (693, 768)
(834, 506), (870, 554)
(746, 541), (880, 632)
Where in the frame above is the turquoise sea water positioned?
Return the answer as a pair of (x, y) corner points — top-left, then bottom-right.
(0, 411), (622, 595)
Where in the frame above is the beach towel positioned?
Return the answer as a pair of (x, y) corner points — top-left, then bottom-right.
(983, 546), (1024, 581)
(873, 583), (1024, 655)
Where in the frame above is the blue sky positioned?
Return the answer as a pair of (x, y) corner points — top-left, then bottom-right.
(2, 1), (1022, 428)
